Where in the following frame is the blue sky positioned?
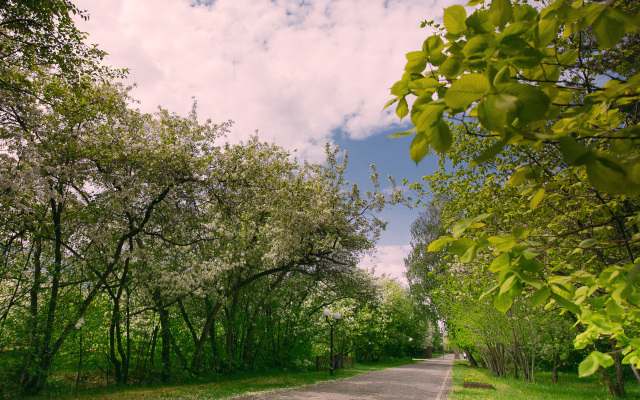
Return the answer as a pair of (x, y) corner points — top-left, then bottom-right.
(74, 0), (455, 281)
(335, 133), (440, 281)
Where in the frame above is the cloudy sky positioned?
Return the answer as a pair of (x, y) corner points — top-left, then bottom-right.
(74, 0), (455, 282)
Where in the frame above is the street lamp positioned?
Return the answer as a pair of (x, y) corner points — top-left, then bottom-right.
(408, 337), (413, 361)
(323, 308), (341, 375)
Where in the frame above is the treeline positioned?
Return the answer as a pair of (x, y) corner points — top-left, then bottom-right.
(0, 1), (436, 396)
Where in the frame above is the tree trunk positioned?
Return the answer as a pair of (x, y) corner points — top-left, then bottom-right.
(154, 291), (172, 383)
(631, 363), (640, 384)
(242, 270), (288, 366)
(611, 338), (626, 398)
(21, 199), (64, 395)
(464, 348), (478, 367)
(601, 366), (622, 398)
(21, 237), (42, 393)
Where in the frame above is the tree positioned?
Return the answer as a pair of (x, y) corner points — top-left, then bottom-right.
(404, 203), (446, 317)
(386, 0), (640, 396)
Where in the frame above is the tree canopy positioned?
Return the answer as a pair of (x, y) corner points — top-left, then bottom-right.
(387, 0), (640, 396)
(0, 1), (433, 396)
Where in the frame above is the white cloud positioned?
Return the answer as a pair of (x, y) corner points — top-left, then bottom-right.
(75, 0), (456, 161)
(73, 0), (450, 281)
(360, 244), (411, 284)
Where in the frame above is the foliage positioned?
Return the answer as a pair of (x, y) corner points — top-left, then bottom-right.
(404, 204), (447, 316)
(386, 0), (640, 390)
(319, 276), (437, 363)
(0, 2), (418, 396)
(450, 360), (640, 400)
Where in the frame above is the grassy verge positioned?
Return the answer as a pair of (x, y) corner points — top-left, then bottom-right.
(26, 359), (415, 399)
(449, 361), (640, 400)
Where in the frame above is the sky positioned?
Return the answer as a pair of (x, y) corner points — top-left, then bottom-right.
(73, 0), (456, 283)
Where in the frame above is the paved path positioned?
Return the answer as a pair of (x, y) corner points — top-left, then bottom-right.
(229, 354), (454, 400)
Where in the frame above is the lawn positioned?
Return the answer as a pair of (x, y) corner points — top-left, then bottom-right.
(449, 361), (640, 400)
(24, 359), (415, 399)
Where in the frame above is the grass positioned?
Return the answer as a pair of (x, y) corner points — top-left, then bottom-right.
(24, 359), (415, 399)
(449, 361), (640, 400)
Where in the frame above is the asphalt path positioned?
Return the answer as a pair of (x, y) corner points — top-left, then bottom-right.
(228, 354), (454, 400)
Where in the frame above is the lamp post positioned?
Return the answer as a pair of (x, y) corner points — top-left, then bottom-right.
(408, 337), (413, 361)
(323, 308), (341, 376)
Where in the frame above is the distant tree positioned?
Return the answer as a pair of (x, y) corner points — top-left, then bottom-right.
(404, 203), (446, 316)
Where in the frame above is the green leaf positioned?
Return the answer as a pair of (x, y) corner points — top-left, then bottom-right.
(408, 77), (439, 94)
(443, 5), (467, 35)
(625, 263), (640, 293)
(558, 49), (579, 66)
(406, 51), (426, 61)
(396, 97), (409, 119)
(448, 238), (477, 257)
(579, 352), (614, 377)
(391, 79), (410, 96)
(495, 237), (517, 252)
(467, 0), (484, 6)
(578, 353), (600, 377)
(550, 292), (581, 314)
(477, 96), (509, 132)
(530, 188), (545, 209)
(499, 272), (518, 295)
(490, 252), (510, 272)
(463, 34), (493, 59)
(622, 353), (640, 366)
(512, 226), (530, 239)
(466, 9), (493, 33)
(411, 98), (442, 128)
(383, 96), (399, 110)
(586, 158), (627, 195)
(405, 53), (428, 74)
(452, 213), (492, 238)
(439, 55), (466, 80)
(388, 127), (417, 139)
(531, 286), (550, 307)
(521, 248), (541, 261)
(494, 291), (514, 313)
(428, 237), (452, 252)
(427, 120), (452, 153)
(535, 16), (559, 47)
(558, 137), (592, 166)
(489, 0), (513, 30)
(479, 283), (499, 300)
(423, 35), (445, 55)
(469, 137), (507, 167)
(410, 132), (429, 163)
(493, 65), (512, 86)
(445, 74), (491, 110)
(461, 245), (479, 263)
(579, 239), (598, 248)
(520, 258), (542, 274)
(592, 8), (633, 49)
(498, 83), (550, 123)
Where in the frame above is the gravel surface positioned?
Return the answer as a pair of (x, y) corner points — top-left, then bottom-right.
(229, 354), (454, 400)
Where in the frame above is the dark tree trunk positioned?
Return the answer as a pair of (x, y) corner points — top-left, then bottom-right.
(108, 258), (130, 385)
(552, 352), (560, 383)
(155, 291), (172, 383)
(464, 348), (478, 367)
(21, 199), (64, 395)
(611, 338), (626, 398)
(601, 367), (622, 398)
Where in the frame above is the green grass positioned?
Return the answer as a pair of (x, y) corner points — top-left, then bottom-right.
(25, 359), (415, 399)
(449, 361), (640, 400)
